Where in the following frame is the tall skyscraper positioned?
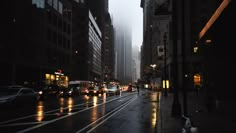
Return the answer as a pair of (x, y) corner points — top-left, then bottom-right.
(132, 44), (141, 82)
(109, 0), (133, 84)
(115, 24), (132, 84)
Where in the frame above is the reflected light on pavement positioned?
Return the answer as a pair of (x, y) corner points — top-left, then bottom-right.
(84, 95), (90, 101)
(59, 98), (65, 113)
(150, 92), (159, 128)
(83, 95), (90, 108)
(151, 102), (157, 128)
(91, 97), (98, 121)
(67, 97), (73, 114)
(36, 101), (44, 122)
(93, 96), (98, 106)
(101, 102), (106, 116)
(103, 93), (107, 103)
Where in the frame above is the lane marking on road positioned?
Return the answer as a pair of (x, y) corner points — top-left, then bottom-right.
(86, 96), (137, 133)
(76, 96), (137, 133)
(0, 94), (122, 125)
(0, 101), (90, 125)
(15, 95), (133, 133)
(0, 122), (46, 127)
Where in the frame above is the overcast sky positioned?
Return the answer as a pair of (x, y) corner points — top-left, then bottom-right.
(109, 0), (143, 50)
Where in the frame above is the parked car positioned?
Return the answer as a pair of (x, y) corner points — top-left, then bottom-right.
(106, 85), (121, 96)
(0, 85), (39, 107)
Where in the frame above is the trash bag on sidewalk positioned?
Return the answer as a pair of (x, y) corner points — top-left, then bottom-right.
(181, 115), (198, 133)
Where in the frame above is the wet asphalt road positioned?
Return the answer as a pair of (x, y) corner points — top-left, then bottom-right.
(0, 90), (159, 133)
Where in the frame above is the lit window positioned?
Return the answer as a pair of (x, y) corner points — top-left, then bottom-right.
(205, 39), (212, 44)
(193, 47), (198, 53)
(194, 74), (201, 86)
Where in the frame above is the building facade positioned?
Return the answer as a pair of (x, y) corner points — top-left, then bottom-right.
(103, 13), (115, 83)
(140, 0), (172, 90)
(70, 0), (103, 83)
(0, 0), (112, 87)
(1, 0), (72, 87)
(141, 0), (235, 100)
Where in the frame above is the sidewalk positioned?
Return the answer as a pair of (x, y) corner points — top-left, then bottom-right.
(157, 92), (182, 133)
(157, 90), (236, 133)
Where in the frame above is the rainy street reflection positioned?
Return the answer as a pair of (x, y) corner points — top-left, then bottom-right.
(59, 98), (65, 113)
(67, 97), (73, 114)
(93, 96), (98, 106)
(151, 102), (157, 128)
(0, 90), (160, 133)
(150, 92), (159, 128)
(84, 95), (90, 108)
(36, 101), (44, 122)
(91, 97), (98, 121)
(102, 93), (107, 103)
(58, 97), (74, 114)
(34, 93), (109, 123)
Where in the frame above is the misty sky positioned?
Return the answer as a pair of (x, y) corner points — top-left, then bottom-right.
(109, 0), (143, 50)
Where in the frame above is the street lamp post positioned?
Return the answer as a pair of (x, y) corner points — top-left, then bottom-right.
(171, 0), (182, 117)
(163, 33), (168, 97)
(150, 64), (156, 90)
(181, 0), (187, 116)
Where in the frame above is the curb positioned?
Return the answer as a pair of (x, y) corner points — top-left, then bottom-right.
(157, 92), (162, 133)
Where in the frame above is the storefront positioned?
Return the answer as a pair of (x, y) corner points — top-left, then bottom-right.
(45, 70), (69, 88)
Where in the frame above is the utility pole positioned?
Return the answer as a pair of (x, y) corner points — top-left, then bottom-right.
(181, 0), (188, 116)
(171, 0), (182, 117)
(163, 33), (168, 97)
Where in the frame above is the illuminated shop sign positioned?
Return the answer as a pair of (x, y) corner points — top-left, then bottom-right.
(55, 69), (64, 76)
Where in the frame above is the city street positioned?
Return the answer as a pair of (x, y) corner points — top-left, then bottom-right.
(1, 0), (235, 133)
(0, 90), (160, 133)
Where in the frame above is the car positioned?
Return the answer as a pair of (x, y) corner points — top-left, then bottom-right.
(36, 84), (61, 99)
(60, 86), (80, 97)
(68, 80), (92, 95)
(85, 86), (103, 96)
(127, 84), (136, 92)
(100, 85), (108, 94)
(121, 85), (129, 91)
(0, 85), (39, 107)
(106, 85), (121, 96)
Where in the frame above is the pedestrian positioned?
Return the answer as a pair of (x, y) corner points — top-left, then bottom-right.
(128, 84), (132, 92)
(137, 85), (140, 94)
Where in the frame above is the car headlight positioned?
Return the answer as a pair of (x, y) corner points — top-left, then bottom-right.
(38, 91), (43, 95)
